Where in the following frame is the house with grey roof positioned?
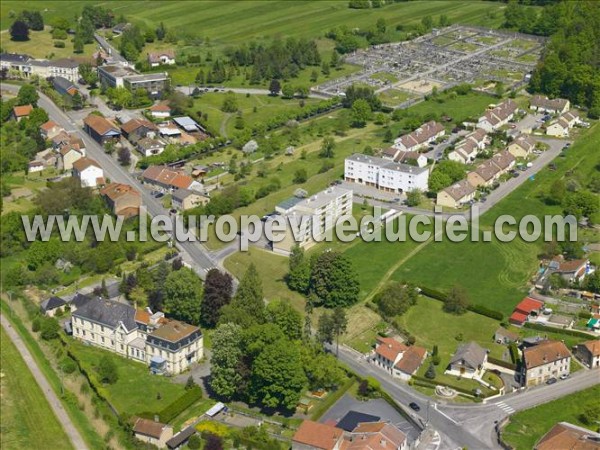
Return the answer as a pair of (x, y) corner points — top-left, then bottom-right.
(171, 188), (209, 211)
(446, 341), (488, 379)
(40, 296), (67, 317)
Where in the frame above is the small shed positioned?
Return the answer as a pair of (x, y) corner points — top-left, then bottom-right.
(40, 296), (67, 317)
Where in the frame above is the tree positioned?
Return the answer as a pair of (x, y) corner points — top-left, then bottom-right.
(317, 307), (347, 356)
(443, 285), (470, 314)
(40, 317), (60, 340)
(97, 355), (118, 384)
(219, 264), (265, 327)
(266, 300), (303, 341)
(268, 79), (281, 96)
(439, 14), (450, 27)
(579, 402), (600, 426)
(310, 251), (359, 308)
(321, 61), (331, 75)
(495, 81), (505, 98)
(250, 339), (307, 410)
(281, 84), (295, 99)
(425, 362), (436, 379)
(583, 271), (600, 294)
(421, 15), (433, 30)
(201, 269), (233, 328)
(204, 434), (224, 450)
(17, 84), (38, 106)
(406, 189), (422, 207)
(287, 245), (311, 293)
(71, 92), (84, 110)
(163, 268), (203, 324)
(73, 34), (85, 54)
(319, 136), (336, 158)
(428, 160), (465, 193)
(293, 168), (307, 183)
(187, 434), (201, 450)
(374, 282), (418, 317)
(20, 11), (44, 31)
(221, 93), (238, 113)
(9, 20), (29, 41)
(210, 323), (243, 398)
(563, 191), (599, 219)
(376, 18), (386, 34)
(301, 344), (345, 390)
(117, 147), (131, 166)
(156, 22), (167, 40)
(343, 84), (381, 110)
(351, 99), (372, 127)
(310, 70), (319, 82)
(547, 179), (566, 205)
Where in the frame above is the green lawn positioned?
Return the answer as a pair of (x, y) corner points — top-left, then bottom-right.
(370, 72), (398, 84)
(378, 88), (415, 107)
(1, 29), (95, 59)
(68, 340), (186, 417)
(0, 327), (73, 450)
(502, 385), (600, 450)
(187, 92), (321, 137)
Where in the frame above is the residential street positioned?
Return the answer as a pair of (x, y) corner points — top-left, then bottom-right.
(335, 344), (600, 450)
(0, 313), (89, 450)
(1, 82), (223, 279)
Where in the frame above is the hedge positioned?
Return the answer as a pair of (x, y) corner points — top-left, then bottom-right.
(523, 322), (599, 339)
(419, 286), (504, 320)
(508, 342), (520, 365)
(467, 304), (504, 321)
(158, 386), (203, 423)
(487, 356), (517, 371)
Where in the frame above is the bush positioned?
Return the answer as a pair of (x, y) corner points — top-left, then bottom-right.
(487, 356), (517, 370)
(319, 161), (334, 173)
(508, 342), (520, 365)
(60, 357), (78, 374)
(159, 386), (202, 423)
(419, 286), (447, 302)
(187, 434), (201, 449)
(53, 40), (65, 48)
(97, 355), (118, 384)
(32, 317), (41, 332)
(524, 322), (596, 338)
(40, 317), (60, 340)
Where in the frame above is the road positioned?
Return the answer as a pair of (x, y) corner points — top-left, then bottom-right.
(1, 313), (89, 450)
(336, 344), (600, 450)
(1, 82), (221, 279)
(94, 33), (128, 64)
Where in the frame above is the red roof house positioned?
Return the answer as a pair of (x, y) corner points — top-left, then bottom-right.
(509, 297), (544, 326)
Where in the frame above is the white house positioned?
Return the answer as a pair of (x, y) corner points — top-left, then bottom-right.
(521, 340), (571, 386)
(149, 103), (172, 118)
(72, 157), (104, 188)
(345, 153), (429, 193)
(147, 50), (176, 67)
(446, 341), (488, 380)
(392, 120), (445, 152)
(477, 99), (518, 132)
(373, 336), (427, 381)
(546, 111), (580, 137)
(529, 95), (570, 114)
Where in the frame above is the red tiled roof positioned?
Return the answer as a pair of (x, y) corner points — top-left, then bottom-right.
(395, 345), (426, 375)
(72, 157), (101, 172)
(13, 104), (33, 117)
(150, 103), (171, 112)
(523, 340), (571, 369)
(292, 420), (343, 450)
(84, 114), (118, 135)
(40, 120), (59, 131)
(509, 311), (528, 325)
(515, 297), (543, 314)
(582, 340), (600, 357)
(100, 182), (139, 201)
(375, 337), (408, 363)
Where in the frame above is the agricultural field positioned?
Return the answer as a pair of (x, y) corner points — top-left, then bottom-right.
(502, 385), (600, 450)
(0, 1), (509, 46)
(0, 327), (73, 450)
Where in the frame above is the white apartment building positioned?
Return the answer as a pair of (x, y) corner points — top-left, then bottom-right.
(71, 298), (203, 375)
(271, 186), (353, 255)
(345, 153), (429, 193)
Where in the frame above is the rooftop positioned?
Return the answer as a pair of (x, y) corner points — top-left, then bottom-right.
(346, 153), (429, 175)
(523, 340), (571, 369)
(73, 298), (137, 331)
(149, 320), (199, 343)
(535, 422), (600, 450)
(292, 420), (343, 450)
(13, 104), (33, 117)
(133, 417), (170, 439)
(441, 179), (476, 201)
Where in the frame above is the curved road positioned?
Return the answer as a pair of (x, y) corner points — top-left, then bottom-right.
(1, 313), (89, 450)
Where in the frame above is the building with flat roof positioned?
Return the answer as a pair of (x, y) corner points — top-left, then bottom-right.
(271, 186), (353, 256)
(345, 153), (429, 193)
(98, 64), (169, 96)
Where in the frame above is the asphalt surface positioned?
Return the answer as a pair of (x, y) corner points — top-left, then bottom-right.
(336, 344), (600, 450)
(1, 313), (89, 450)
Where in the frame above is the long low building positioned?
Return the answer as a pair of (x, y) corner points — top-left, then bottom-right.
(345, 153), (429, 193)
(0, 53), (79, 82)
(71, 298), (203, 375)
(98, 64), (169, 97)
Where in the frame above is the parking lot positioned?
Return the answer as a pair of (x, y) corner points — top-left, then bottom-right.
(319, 394), (421, 443)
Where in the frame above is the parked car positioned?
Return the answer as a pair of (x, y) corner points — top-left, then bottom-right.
(409, 402), (421, 411)
(559, 374), (570, 380)
(155, 192), (164, 199)
(546, 377), (557, 385)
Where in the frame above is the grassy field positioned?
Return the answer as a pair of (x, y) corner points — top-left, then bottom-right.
(0, 1), (508, 46)
(2, 170), (57, 215)
(187, 92), (321, 137)
(0, 327), (73, 450)
(502, 385), (600, 449)
(68, 340), (186, 416)
(1, 29), (95, 59)
(378, 88), (415, 107)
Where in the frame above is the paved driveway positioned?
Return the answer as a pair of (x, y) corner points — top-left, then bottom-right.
(319, 394), (421, 442)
